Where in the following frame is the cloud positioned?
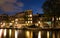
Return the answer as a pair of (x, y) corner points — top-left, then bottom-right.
(16, 2), (24, 7)
(0, 0), (24, 13)
(0, 0), (5, 4)
(5, 0), (17, 3)
(1, 4), (14, 12)
(0, 0), (17, 4)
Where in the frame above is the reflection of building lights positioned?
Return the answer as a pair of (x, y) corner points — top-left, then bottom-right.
(25, 21), (27, 23)
(53, 32), (55, 38)
(28, 14), (32, 17)
(38, 31), (41, 38)
(15, 30), (18, 38)
(4, 29), (6, 37)
(0, 29), (3, 38)
(26, 31), (33, 38)
(31, 21), (32, 23)
(9, 29), (11, 37)
(15, 19), (18, 21)
(26, 31), (30, 38)
(28, 18), (32, 20)
(47, 31), (49, 38)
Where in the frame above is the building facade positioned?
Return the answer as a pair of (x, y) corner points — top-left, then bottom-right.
(0, 10), (59, 28)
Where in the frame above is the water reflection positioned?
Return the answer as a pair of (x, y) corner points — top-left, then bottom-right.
(53, 32), (55, 38)
(4, 29), (7, 38)
(0, 29), (3, 38)
(0, 29), (60, 38)
(15, 30), (18, 38)
(9, 29), (11, 38)
(47, 31), (49, 38)
(38, 31), (41, 38)
(25, 31), (33, 38)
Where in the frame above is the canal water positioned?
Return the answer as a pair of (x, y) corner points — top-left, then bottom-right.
(0, 29), (60, 38)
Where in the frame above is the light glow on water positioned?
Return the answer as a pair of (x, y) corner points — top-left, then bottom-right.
(31, 31), (33, 38)
(47, 31), (50, 38)
(15, 30), (18, 38)
(26, 31), (33, 38)
(26, 31), (30, 38)
(53, 32), (55, 38)
(0, 29), (3, 38)
(9, 29), (12, 37)
(4, 29), (7, 37)
(38, 31), (41, 38)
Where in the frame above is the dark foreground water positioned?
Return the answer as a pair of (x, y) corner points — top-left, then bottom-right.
(0, 29), (60, 38)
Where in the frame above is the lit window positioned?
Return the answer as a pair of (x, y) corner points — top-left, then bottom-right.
(26, 23), (28, 26)
(0, 22), (2, 24)
(1, 23), (6, 27)
(11, 21), (14, 23)
(59, 17), (60, 20)
(3, 23), (5, 25)
(20, 18), (24, 20)
(15, 22), (18, 24)
(28, 14), (32, 17)
(38, 21), (41, 23)
(52, 17), (54, 21)
(56, 18), (58, 20)
(28, 21), (32, 23)
(15, 19), (18, 21)
(29, 14), (32, 17)
(35, 23), (38, 26)
(9, 23), (12, 26)
(28, 18), (32, 20)
(25, 21), (28, 23)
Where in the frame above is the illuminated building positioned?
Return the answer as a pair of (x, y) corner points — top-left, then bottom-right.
(14, 10), (33, 26)
(25, 10), (33, 26)
(0, 10), (59, 28)
(0, 10), (50, 27)
(15, 12), (25, 27)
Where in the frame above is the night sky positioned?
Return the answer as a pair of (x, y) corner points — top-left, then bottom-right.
(0, 0), (46, 15)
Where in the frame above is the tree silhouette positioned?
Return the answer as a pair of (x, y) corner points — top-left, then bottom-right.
(42, 0), (60, 27)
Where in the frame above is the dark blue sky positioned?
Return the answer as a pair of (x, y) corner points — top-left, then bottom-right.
(0, 0), (46, 15)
